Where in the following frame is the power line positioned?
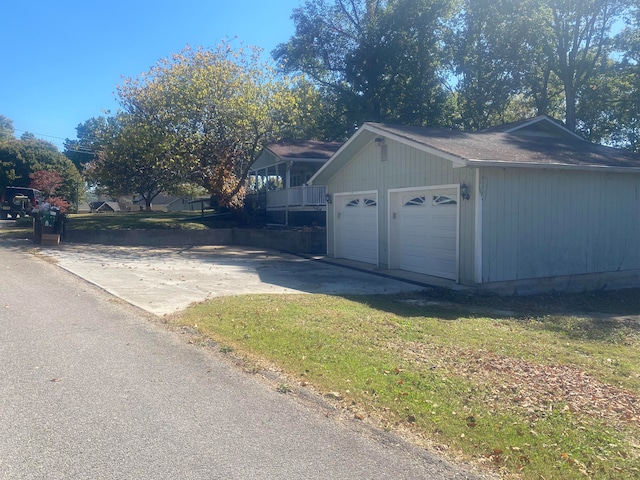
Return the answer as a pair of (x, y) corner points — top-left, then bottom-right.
(13, 128), (71, 142)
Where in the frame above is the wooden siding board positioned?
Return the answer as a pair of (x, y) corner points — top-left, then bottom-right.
(482, 168), (640, 282)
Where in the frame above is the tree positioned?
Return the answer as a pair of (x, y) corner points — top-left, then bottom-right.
(0, 135), (59, 191)
(29, 170), (71, 212)
(0, 115), (14, 142)
(446, 0), (631, 133)
(96, 43), (311, 210)
(377, 0), (453, 125)
(85, 112), (188, 210)
(534, 0), (630, 131)
(274, 0), (454, 128)
(594, 4), (640, 151)
(64, 117), (108, 171)
(29, 170), (63, 198)
(449, 0), (531, 129)
(0, 130), (82, 209)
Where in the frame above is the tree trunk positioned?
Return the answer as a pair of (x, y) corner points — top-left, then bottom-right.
(564, 83), (577, 132)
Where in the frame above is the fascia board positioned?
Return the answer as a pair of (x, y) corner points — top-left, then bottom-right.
(309, 128), (371, 185)
(466, 159), (640, 174)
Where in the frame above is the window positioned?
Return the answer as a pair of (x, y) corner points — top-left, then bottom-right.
(404, 196), (426, 206)
(364, 198), (377, 207)
(433, 195), (457, 205)
(345, 199), (360, 207)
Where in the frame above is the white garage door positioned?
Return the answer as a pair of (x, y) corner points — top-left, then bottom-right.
(393, 188), (458, 280)
(335, 192), (378, 265)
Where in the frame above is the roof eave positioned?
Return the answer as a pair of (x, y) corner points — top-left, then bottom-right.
(466, 159), (640, 173)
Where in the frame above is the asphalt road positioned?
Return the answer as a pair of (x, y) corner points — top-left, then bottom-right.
(0, 238), (482, 479)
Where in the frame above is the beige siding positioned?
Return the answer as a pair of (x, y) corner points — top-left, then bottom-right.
(327, 138), (477, 283)
(481, 168), (640, 282)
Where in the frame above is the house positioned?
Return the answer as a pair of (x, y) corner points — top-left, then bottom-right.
(129, 194), (215, 213)
(248, 140), (343, 226)
(90, 201), (121, 213)
(77, 202), (92, 213)
(309, 116), (640, 294)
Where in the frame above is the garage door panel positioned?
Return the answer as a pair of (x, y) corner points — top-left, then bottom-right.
(335, 193), (378, 265)
(394, 188), (458, 280)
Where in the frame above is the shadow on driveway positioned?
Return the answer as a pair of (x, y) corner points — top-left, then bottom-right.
(33, 244), (426, 316)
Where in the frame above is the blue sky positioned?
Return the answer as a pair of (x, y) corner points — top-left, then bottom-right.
(1, 0), (302, 150)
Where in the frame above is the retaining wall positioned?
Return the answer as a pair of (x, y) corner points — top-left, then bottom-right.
(64, 228), (327, 254)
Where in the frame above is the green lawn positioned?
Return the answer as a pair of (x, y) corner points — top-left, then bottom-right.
(65, 212), (237, 230)
(174, 291), (640, 479)
(0, 212), (237, 239)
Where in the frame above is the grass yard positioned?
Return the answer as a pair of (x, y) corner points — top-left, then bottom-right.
(65, 212), (236, 230)
(175, 290), (640, 479)
(0, 212), (236, 239)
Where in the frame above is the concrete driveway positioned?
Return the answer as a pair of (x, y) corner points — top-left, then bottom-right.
(38, 244), (426, 316)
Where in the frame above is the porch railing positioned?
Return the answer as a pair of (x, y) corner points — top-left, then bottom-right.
(266, 185), (327, 209)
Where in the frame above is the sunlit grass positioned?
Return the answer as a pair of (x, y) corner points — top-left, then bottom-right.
(176, 293), (640, 479)
(66, 212), (236, 230)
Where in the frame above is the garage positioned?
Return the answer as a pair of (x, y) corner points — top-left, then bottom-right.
(390, 187), (458, 280)
(334, 192), (378, 265)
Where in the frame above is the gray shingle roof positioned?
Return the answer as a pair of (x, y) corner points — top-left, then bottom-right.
(266, 140), (343, 160)
(371, 123), (640, 169)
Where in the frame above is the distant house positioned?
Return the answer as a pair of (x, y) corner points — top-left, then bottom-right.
(310, 116), (640, 294)
(77, 202), (92, 213)
(248, 140), (343, 226)
(90, 201), (121, 213)
(131, 194), (189, 212)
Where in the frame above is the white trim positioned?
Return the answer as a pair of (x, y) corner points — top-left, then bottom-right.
(387, 183), (460, 195)
(465, 159), (640, 174)
(474, 170), (483, 284)
(387, 184), (460, 282)
(333, 190), (379, 266)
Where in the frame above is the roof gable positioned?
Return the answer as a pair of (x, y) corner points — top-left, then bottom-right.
(481, 115), (584, 141)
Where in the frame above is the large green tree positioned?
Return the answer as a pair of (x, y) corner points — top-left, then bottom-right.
(88, 43), (312, 209)
(85, 112), (188, 210)
(64, 117), (108, 171)
(449, 0), (533, 129)
(274, 0), (454, 129)
(539, 0), (631, 132)
(448, 0), (629, 132)
(0, 131), (82, 208)
(591, 5), (640, 151)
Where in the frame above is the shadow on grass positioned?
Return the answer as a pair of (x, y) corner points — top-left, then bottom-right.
(341, 288), (640, 344)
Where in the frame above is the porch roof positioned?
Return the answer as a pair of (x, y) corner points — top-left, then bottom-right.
(251, 140), (343, 171)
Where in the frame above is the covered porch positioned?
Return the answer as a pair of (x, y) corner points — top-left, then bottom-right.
(248, 140), (341, 226)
